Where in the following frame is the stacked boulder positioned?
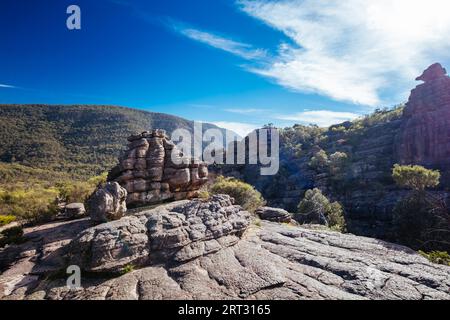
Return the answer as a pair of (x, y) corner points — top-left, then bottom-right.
(108, 129), (209, 208)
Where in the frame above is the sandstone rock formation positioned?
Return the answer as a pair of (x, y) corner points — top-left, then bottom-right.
(64, 203), (86, 219)
(1, 204), (449, 300)
(68, 195), (251, 273)
(108, 130), (209, 208)
(0, 212), (450, 300)
(256, 207), (293, 223)
(396, 63), (450, 172)
(87, 182), (128, 223)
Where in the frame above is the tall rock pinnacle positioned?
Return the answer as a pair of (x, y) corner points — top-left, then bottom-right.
(396, 63), (450, 173)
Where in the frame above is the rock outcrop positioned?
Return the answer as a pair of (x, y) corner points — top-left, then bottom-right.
(68, 195), (251, 273)
(64, 203), (86, 219)
(1, 207), (449, 300)
(108, 130), (209, 208)
(87, 182), (128, 223)
(256, 207), (293, 223)
(396, 63), (450, 173)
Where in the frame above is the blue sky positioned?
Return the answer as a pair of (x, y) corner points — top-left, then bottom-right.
(1, 0), (450, 136)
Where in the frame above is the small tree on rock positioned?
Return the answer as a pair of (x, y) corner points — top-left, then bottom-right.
(309, 150), (329, 171)
(392, 164), (449, 252)
(295, 188), (346, 232)
(392, 164), (440, 192)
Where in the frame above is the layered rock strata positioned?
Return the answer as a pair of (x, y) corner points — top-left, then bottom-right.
(2, 213), (449, 300)
(68, 195), (251, 272)
(396, 63), (450, 172)
(108, 130), (208, 208)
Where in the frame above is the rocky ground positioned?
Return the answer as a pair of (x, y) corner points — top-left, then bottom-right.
(0, 195), (449, 300)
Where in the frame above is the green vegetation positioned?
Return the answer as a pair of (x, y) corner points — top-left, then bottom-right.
(295, 188), (346, 232)
(0, 226), (25, 248)
(0, 168), (107, 224)
(309, 149), (329, 171)
(0, 215), (16, 227)
(392, 164), (440, 192)
(329, 152), (348, 175)
(419, 251), (450, 266)
(0, 104), (226, 179)
(0, 187), (59, 223)
(120, 264), (136, 275)
(392, 165), (449, 252)
(210, 176), (266, 213)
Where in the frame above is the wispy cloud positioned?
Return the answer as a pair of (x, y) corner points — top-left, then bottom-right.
(0, 83), (17, 89)
(238, 0), (450, 106)
(172, 1), (450, 106)
(211, 121), (260, 137)
(276, 110), (360, 127)
(174, 25), (267, 60)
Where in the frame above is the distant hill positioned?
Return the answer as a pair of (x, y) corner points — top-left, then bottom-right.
(0, 104), (233, 179)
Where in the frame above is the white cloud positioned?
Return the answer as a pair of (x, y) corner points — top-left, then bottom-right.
(177, 27), (267, 60)
(276, 110), (360, 127)
(0, 84), (16, 89)
(238, 0), (450, 106)
(211, 121), (260, 137)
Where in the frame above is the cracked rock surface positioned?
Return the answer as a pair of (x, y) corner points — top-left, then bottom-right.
(1, 196), (449, 300)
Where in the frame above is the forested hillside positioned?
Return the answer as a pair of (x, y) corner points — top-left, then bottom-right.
(0, 104), (226, 178)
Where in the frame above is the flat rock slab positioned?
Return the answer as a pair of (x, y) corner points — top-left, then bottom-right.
(3, 221), (449, 300)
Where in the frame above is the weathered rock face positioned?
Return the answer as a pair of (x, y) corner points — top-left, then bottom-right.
(256, 207), (293, 223)
(108, 130), (209, 208)
(2, 217), (449, 300)
(396, 63), (450, 173)
(68, 195), (251, 273)
(68, 216), (150, 273)
(64, 203), (86, 219)
(87, 182), (128, 223)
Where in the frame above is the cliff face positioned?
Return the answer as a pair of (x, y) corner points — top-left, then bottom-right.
(217, 64), (450, 241)
(396, 63), (450, 182)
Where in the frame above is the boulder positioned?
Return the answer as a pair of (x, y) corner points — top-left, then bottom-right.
(64, 203), (86, 219)
(256, 207), (292, 223)
(68, 216), (149, 273)
(145, 194), (251, 262)
(108, 130), (209, 207)
(66, 195), (251, 272)
(87, 182), (127, 223)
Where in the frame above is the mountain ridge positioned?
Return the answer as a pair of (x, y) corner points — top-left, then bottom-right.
(0, 104), (236, 178)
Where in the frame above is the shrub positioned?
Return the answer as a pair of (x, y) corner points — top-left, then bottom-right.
(210, 176), (266, 213)
(327, 202), (346, 233)
(392, 164), (440, 192)
(419, 251), (450, 266)
(0, 187), (59, 223)
(0, 215), (16, 226)
(0, 226), (25, 248)
(392, 164), (449, 251)
(56, 181), (93, 204)
(295, 188), (346, 232)
(309, 150), (329, 170)
(57, 173), (108, 204)
(120, 264), (135, 275)
(329, 152), (348, 175)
